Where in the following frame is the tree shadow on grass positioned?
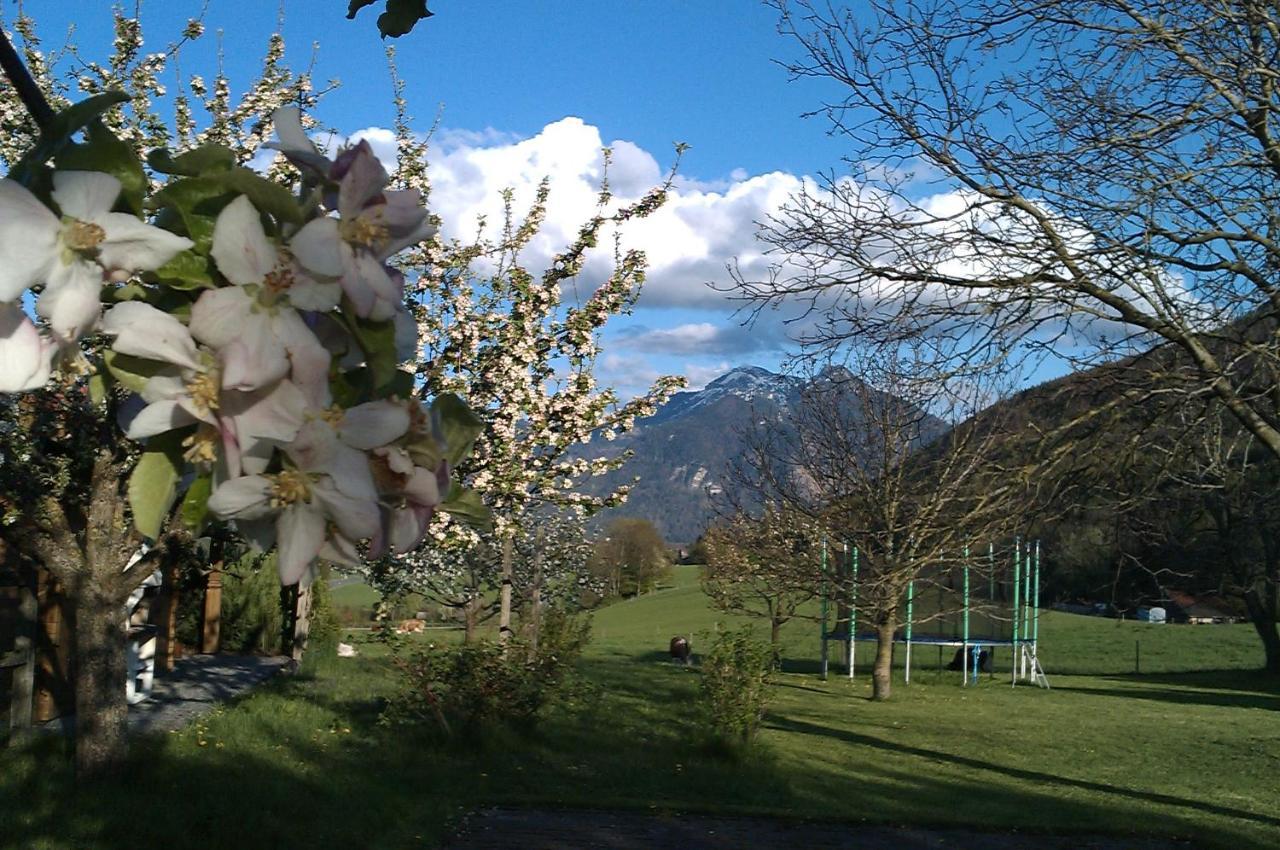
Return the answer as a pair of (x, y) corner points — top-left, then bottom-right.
(766, 714), (1280, 833)
(1053, 668), (1280, 711)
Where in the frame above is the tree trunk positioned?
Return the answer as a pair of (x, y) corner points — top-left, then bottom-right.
(872, 618), (896, 701)
(498, 534), (514, 645)
(530, 549), (543, 653)
(462, 598), (481, 644)
(770, 618), (782, 648)
(1243, 581), (1280, 675)
(73, 583), (129, 779)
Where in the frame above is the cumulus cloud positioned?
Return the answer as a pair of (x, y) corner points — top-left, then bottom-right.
(423, 116), (810, 313)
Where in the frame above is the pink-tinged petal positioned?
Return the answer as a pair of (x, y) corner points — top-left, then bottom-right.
(274, 310), (331, 406)
(341, 251), (401, 321)
(287, 276), (341, 312)
(139, 371), (187, 403)
(276, 503), (327, 586)
(403, 466), (442, 508)
(218, 414), (243, 480)
(336, 142), (388, 218)
(270, 107), (319, 157)
(190, 286), (254, 350)
(289, 217), (344, 278)
(266, 107), (333, 175)
(206, 474), (274, 519)
(96, 213), (193, 273)
(318, 532), (360, 568)
(0, 180), (59, 301)
(225, 378), (308, 444)
(36, 261), (102, 341)
(389, 504), (433, 555)
(125, 399), (199, 439)
(211, 196), (276, 286)
(340, 400), (410, 449)
(0, 304), (54, 392)
(219, 330), (289, 392)
(378, 190), (436, 255)
(51, 170), (120, 220)
(102, 302), (202, 370)
(289, 423), (378, 505)
(312, 479), (380, 541)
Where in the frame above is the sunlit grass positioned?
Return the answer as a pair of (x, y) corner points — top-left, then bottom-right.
(2, 565), (1276, 849)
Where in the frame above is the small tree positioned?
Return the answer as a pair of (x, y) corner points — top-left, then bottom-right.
(702, 506), (821, 651)
(593, 517), (671, 598)
(730, 349), (1024, 700)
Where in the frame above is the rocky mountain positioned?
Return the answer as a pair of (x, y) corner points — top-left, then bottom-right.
(576, 365), (944, 545)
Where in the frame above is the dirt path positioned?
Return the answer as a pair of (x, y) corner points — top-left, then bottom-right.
(441, 807), (1195, 850)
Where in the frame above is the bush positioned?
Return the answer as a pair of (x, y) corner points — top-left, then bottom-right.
(305, 576), (340, 655)
(384, 610), (592, 736)
(699, 626), (774, 748)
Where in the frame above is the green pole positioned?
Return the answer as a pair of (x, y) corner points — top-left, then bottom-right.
(820, 536), (829, 681)
(1022, 540), (1032, 640)
(905, 579), (914, 641)
(1012, 537), (1021, 649)
(1033, 539), (1041, 647)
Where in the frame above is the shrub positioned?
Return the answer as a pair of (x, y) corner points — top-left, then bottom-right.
(304, 576), (340, 655)
(699, 626), (774, 748)
(176, 552), (284, 655)
(384, 610), (592, 736)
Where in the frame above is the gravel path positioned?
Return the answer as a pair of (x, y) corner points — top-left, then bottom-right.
(441, 808), (1195, 850)
(126, 654), (289, 735)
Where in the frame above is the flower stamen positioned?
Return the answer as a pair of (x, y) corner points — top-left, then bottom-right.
(182, 427), (219, 466)
(339, 214), (390, 251)
(270, 470), (312, 507)
(185, 371), (221, 415)
(62, 218), (107, 252)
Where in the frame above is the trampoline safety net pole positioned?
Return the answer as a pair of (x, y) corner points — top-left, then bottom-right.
(820, 536), (829, 681)
(1012, 536), (1021, 686)
(1033, 539), (1041, 653)
(847, 543), (856, 679)
(962, 547), (970, 687)
(905, 579), (914, 685)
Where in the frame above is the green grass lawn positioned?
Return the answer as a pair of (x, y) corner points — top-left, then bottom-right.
(3, 565), (1277, 849)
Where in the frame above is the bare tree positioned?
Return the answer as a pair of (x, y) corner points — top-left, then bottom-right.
(702, 506), (823, 651)
(730, 346), (1025, 700)
(739, 0), (1280, 462)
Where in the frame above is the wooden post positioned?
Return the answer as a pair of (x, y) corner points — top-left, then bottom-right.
(155, 558), (181, 673)
(201, 564), (223, 654)
(2, 561), (37, 744)
(34, 570), (73, 723)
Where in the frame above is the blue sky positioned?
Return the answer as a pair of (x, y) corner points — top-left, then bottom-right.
(6, 1), (992, 396)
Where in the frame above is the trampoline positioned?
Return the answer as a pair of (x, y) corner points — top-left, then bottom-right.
(819, 538), (1049, 688)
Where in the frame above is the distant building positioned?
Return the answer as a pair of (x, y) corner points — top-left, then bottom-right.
(1165, 590), (1241, 625)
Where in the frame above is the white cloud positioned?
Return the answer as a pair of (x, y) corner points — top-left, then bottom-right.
(424, 117), (809, 312)
(614, 321), (788, 356)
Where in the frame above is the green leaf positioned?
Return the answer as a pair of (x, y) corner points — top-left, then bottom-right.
(432, 393), (484, 466)
(377, 0), (432, 38)
(180, 473), (214, 533)
(346, 312), (400, 393)
(147, 145), (236, 176)
(439, 485), (491, 530)
(88, 370), (110, 406)
(128, 433), (185, 540)
(152, 248), (214, 290)
(219, 167), (303, 223)
(154, 168), (302, 230)
(9, 92), (131, 182)
(104, 349), (169, 393)
(56, 121), (147, 214)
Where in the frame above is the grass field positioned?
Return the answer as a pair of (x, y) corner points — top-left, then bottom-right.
(2, 565), (1277, 849)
